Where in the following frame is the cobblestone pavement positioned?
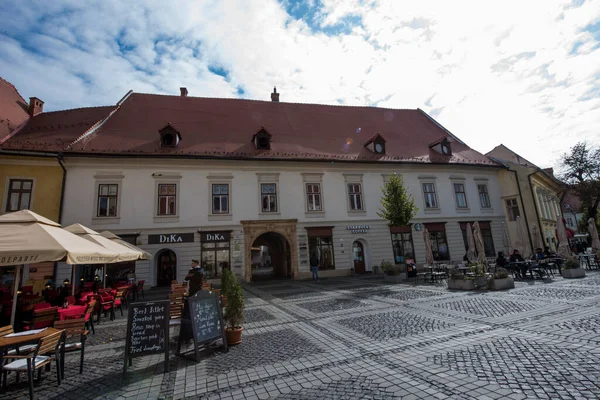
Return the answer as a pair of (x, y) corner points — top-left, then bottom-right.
(2, 271), (600, 399)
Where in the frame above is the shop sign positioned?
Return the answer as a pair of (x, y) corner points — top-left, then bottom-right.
(347, 225), (370, 234)
(200, 231), (231, 242)
(414, 223), (423, 231)
(148, 233), (195, 244)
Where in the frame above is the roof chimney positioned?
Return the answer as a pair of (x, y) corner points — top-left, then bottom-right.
(180, 87), (188, 97)
(28, 97), (44, 116)
(270, 87), (279, 102)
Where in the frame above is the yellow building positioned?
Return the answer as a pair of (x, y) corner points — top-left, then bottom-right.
(1, 77), (117, 287)
(487, 145), (565, 255)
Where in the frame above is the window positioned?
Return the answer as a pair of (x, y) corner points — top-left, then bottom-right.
(391, 232), (415, 264)
(566, 217), (574, 227)
(453, 183), (468, 208)
(422, 183), (438, 208)
(308, 236), (335, 270)
(478, 184), (491, 208)
(157, 184), (176, 216)
(429, 230), (450, 261)
(212, 184), (229, 214)
(261, 183), (277, 212)
(505, 198), (520, 221)
(97, 184), (118, 217)
(5, 179), (33, 212)
(348, 183), (363, 210)
(306, 183), (322, 211)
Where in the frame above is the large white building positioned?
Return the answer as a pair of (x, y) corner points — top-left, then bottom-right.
(5, 88), (507, 286)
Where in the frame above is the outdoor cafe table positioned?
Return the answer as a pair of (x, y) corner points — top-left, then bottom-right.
(57, 305), (87, 320)
(0, 327), (62, 352)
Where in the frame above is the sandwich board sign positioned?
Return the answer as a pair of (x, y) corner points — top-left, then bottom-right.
(123, 300), (170, 375)
(176, 290), (228, 361)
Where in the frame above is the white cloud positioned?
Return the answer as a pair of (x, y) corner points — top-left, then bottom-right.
(0, 0), (599, 168)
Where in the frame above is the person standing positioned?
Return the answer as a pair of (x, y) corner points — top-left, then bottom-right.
(185, 259), (205, 296)
(310, 254), (319, 282)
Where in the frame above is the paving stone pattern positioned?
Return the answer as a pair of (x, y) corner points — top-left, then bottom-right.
(2, 272), (600, 399)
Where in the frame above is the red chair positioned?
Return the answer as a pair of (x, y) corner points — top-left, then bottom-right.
(22, 307), (58, 330)
(66, 296), (76, 306)
(20, 286), (34, 295)
(82, 299), (96, 335)
(96, 294), (114, 323)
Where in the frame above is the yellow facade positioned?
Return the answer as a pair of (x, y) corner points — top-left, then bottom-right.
(0, 154), (63, 221)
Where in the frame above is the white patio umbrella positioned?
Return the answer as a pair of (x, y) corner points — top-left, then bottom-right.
(466, 223), (476, 263)
(501, 221), (511, 257)
(588, 218), (600, 252)
(472, 222), (488, 269)
(515, 216), (531, 259)
(556, 215), (571, 259)
(65, 224), (143, 293)
(0, 210), (118, 327)
(531, 224), (543, 251)
(423, 228), (434, 265)
(99, 230), (152, 288)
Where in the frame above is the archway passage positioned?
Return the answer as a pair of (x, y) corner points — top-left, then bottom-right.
(156, 249), (177, 287)
(251, 232), (291, 281)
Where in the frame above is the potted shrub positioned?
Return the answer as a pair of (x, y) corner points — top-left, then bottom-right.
(382, 260), (406, 283)
(562, 256), (586, 278)
(224, 281), (245, 345)
(488, 268), (515, 291)
(220, 267), (235, 307)
(447, 263), (489, 290)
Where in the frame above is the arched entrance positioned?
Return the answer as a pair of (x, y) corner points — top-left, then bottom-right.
(251, 232), (291, 280)
(156, 249), (176, 287)
(352, 241), (366, 274)
(241, 219), (298, 282)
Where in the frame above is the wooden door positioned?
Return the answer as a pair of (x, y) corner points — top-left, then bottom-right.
(353, 241), (366, 274)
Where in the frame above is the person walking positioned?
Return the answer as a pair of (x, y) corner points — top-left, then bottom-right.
(310, 254), (320, 282)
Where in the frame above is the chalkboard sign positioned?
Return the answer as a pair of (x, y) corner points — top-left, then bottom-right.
(177, 291), (227, 361)
(123, 300), (170, 375)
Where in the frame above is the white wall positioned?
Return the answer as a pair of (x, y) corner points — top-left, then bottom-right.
(58, 158), (507, 283)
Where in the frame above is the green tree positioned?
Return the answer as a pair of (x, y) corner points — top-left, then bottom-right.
(559, 142), (600, 222)
(377, 173), (418, 227)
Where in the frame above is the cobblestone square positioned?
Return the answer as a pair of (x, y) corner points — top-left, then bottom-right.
(1, 272), (600, 399)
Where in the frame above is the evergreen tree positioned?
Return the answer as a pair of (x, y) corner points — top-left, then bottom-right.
(377, 173), (418, 227)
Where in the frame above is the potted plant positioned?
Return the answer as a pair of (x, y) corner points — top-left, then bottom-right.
(377, 173), (418, 275)
(562, 256), (586, 278)
(448, 263), (489, 290)
(382, 260), (406, 283)
(224, 281), (245, 345)
(220, 267), (235, 307)
(488, 268), (515, 291)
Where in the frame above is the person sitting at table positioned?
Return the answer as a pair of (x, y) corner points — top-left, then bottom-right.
(543, 246), (553, 257)
(535, 248), (545, 260)
(510, 249), (524, 263)
(496, 252), (507, 268)
(509, 249), (527, 279)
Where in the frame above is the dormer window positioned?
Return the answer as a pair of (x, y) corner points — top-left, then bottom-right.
(429, 137), (452, 156)
(364, 133), (386, 155)
(253, 127), (271, 150)
(159, 123), (181, 148)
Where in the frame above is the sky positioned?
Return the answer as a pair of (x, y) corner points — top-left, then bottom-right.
(0, 0), (599, 168)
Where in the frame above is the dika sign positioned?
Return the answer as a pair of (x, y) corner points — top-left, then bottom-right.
(200, 231), (231, 243)
(148, 233), (195, 245)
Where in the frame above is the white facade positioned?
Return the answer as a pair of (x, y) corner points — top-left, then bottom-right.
(57, 157), (506, 286)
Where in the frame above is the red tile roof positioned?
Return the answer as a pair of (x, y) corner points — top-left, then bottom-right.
(0, 77), (29, 142)
(67, 93), (499, 166)
(1, 106), (117, 151)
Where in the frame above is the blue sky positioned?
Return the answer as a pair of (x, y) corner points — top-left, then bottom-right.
(0, 0), (599, 167)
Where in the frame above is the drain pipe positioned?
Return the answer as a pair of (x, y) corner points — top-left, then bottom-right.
(55, 153), (67, 285)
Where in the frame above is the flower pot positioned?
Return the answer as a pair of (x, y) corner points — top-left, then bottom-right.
(562, 268), (586, 279)
(489, 277), (515, 291)
(447, 278), (476, 290)
(384, 273), (406, 283)
(225, 327), (243, 345)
